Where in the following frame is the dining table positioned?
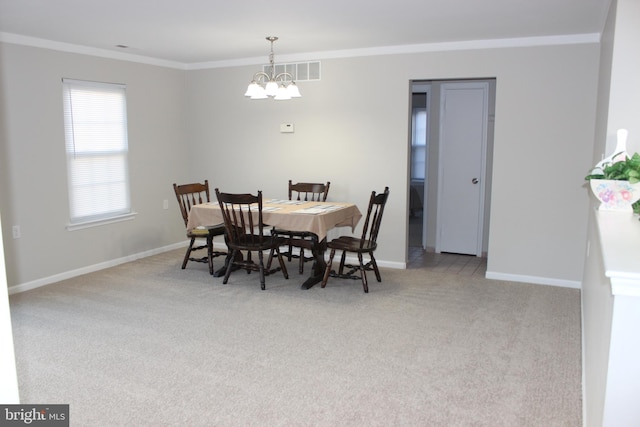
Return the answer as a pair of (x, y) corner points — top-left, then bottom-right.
(187, 198), (363, 289)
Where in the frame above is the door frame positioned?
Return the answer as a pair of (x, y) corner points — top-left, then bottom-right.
(411, 83), (431, 249)
(435, 81), (489, 256)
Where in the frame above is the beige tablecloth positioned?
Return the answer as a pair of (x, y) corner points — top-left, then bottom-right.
(187, 199), (362, 242)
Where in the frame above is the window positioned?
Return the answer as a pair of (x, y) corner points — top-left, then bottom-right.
(411, 107), (427, 180)
(62, 79), (132, 228)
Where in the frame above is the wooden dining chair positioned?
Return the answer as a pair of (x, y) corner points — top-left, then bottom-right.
(274, 180), (330, 274)
(173, 180), (226, 275)
(215, 189), (289, 290)
(321, 187), (390, 293)
(288, 181), (330, 203)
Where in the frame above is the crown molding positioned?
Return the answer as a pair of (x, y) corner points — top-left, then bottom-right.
(1, 31), (600, 71)
(187, 33), (600, 70)
(0, 32), (187, 69)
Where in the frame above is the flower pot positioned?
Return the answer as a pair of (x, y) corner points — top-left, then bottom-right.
(590, 179), (640, 212)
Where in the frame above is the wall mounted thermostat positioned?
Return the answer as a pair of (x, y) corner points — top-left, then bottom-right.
(280, 123), (294, 133)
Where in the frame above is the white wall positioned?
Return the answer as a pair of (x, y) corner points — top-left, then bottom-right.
(0, 38), (600, 290)
(0, 214), (19, 402)
(0, 43), (190, 288)
(582, 0), (640, 425)
(603, 0), (640, 156)
(187, 44), (600, 285)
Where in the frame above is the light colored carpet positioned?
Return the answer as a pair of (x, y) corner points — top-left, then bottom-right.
(9, 249), (582, 426)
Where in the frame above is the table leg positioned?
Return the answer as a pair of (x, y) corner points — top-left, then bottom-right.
(213, 238), (243, 277)
(300, 236), (327, 290)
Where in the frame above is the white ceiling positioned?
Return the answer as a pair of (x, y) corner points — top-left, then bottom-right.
(0, 0), (611, 67)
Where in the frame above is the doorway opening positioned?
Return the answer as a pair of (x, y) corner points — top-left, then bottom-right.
(408, 78), (496, 261)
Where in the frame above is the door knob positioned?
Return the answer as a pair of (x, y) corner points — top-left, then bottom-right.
(472, 178), (479, 184)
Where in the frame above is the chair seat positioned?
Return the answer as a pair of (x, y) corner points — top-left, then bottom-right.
(327, 236), (377, 252)
(228, 236), (283, 252)
(273, 228), (316, 248)
(272, 228), (314, 238)
(187, 224), (225, 238)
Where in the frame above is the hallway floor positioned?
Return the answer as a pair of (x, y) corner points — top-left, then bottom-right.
(408, 212), (487, 277)
(408, 247), (487, 277)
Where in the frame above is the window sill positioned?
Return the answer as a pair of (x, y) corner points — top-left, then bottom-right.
(66, 212), (138, 231)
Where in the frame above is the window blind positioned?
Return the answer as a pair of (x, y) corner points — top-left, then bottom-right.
(411, 108), (427, 180)
(62, 79), (131, 225)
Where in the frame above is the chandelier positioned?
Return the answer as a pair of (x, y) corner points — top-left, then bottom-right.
(244, 36), (301, 100)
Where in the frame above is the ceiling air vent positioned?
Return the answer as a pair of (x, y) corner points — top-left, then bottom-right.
(263, 61), (321, 82)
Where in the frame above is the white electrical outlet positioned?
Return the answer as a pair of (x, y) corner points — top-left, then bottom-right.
(280, 123), (294, 133)
(12, 225), (20, 239)
(163, 199), (169, 210)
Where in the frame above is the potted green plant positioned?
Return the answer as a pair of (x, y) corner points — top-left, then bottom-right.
(585, 152), (640, 213)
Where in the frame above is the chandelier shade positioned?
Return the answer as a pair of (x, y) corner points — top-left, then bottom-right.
(245, 36), (301, 101)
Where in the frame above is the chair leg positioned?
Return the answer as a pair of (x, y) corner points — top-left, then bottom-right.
(370, 253), (382, 282)
(258, 251), (266, 290)
(182, 238), (196, 269)
(321, 248), (337, 288)
(245, 251), (252, 274)
(357, 252), (369, 293)
(266, 248), (274, 271)
(338, 251), (347, 275)
(299, 248), (304, 274)
(223, 249), (236, 284)
(275, 247), (289, 279)
(207, 235), (214, 275)
(287, 238), (293, 262)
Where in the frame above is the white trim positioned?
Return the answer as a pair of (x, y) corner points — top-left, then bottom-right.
(7, 242), (186, 295)
(374, 260), (406, 270)
(8, 245), (584, 294)
(8, 243), (406, 295)
(0, 33), (187, 70)
(187, 34), (601, 69)
(62, 77), (126, 89)
(610, 278), (640, 297)
(485, 270), (582, 289)
(1, 31), (600, 71)
(66, 212), (137, 231)
(409, 83), (431, 250)
(326, 255), (406, 270)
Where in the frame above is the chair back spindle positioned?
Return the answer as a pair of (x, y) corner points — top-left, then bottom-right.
(216, 191), (265, 247)
(289, 180), (330, 202)
(174, 181), (211, 227)
(360, 188), (390, 246)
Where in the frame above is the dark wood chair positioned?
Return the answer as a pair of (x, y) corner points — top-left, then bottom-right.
(274, 180), (330, 274)
(215, 189), (288, 290)
(321, 187), (390, 293)
(288, 181), (330, 203)
(173, 180), (226, 275)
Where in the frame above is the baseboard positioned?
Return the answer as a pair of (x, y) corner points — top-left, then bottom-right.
(10, 241), (580, 294)
(8, 242), (186, 295)
(6, 243), (407, 295)
(485, 271), (581, 289)
(376, 259), (406, 269)
(324, 254), (406, 270)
